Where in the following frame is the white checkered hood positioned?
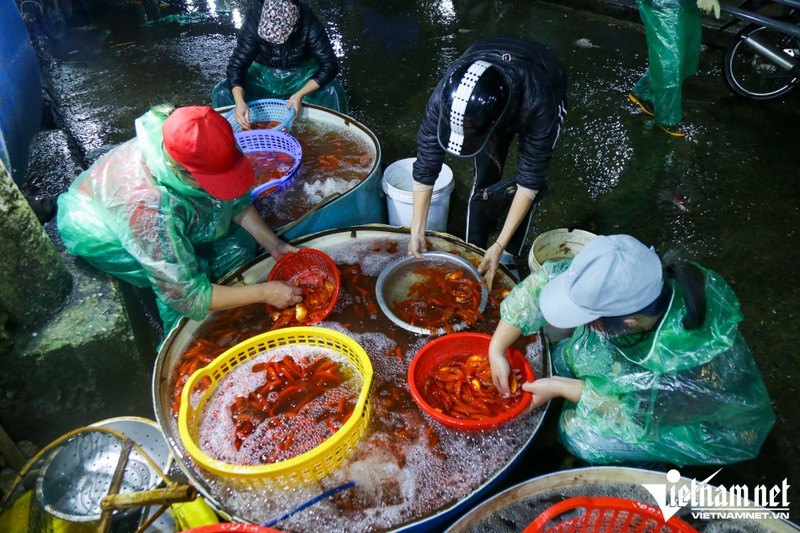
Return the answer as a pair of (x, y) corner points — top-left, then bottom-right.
(445, 60), (492, 155)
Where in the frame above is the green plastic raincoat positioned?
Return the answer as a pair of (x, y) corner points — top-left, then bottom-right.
(501, 259), (775, 466)
(56, 107), (256, 332)
(632, 0), (702, 126)
(211, 60), (349, 113)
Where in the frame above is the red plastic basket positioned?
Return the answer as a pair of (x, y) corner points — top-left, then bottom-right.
(185, 525), (284, 533)
(525, 497), (699, 533)
(407, 332), (534, 430)
(267, 249), (340, 325)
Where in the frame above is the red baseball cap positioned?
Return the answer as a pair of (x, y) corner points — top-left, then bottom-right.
(162, 106), (254, 200)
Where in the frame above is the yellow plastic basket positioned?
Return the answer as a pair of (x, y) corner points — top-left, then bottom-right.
(178, 326), (373, 484)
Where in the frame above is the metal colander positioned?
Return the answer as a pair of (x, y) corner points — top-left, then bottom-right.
(35, 428), (162, 523)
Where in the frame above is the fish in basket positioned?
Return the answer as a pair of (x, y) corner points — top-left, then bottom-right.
(178, 327), (372, 485)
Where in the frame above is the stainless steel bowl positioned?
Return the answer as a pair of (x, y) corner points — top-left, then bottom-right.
(375, 251), (489, 335)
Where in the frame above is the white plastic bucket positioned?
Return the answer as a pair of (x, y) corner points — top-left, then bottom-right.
(381, 158), (454, 232)
(528, 228), (597, 272)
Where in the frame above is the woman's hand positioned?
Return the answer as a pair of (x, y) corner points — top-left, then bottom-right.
(521, 376), (585, 413)
(287, 93), (303, 115)
(489, 352), (512, 396)
(234, 101), (251, 129)
(488, 319), (522, 396)
(287, 79), (320, 115)
(269, 240), (299, 261)
(409, 188), (433, 258)
(262, 280), (303, 308)
(407, 231), (427, 258)
(479, 242), (503, 289)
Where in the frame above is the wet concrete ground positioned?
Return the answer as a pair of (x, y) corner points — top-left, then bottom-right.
(20, 0), (800, 525)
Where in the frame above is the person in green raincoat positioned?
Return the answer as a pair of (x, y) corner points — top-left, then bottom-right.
(211, 0), (348, 126)
(489, 234), (774, 465)
(627, 0), (720, 137)
(57, 105), (303, 334)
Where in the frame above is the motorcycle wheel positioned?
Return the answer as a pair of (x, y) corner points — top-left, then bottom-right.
(724, 23), (800, 101)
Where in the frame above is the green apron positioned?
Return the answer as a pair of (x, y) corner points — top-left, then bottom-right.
(211, 59), (348, 113)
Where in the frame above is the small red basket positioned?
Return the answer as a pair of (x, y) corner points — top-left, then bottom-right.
(267, 249), (340, 325)
(185, 525), (285, 533)
(407, 332), (534, 430)
(525, 497), (699, 533)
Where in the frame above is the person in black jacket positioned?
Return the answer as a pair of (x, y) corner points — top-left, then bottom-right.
(409, 38), (567, 288)
(211, 0), (347, 127)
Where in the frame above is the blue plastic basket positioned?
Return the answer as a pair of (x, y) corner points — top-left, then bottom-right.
(235, 130), (303, 199)
(225, 98), (296, 134)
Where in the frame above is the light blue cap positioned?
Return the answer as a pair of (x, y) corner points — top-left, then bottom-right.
(539, 235), (664, 329)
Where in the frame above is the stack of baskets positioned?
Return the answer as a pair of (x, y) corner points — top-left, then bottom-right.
(178, 327), (373, 486)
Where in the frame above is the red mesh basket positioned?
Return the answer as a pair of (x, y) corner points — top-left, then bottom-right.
(525, 497), (699, 533)
(267, 249), (340, 325)
(185, 525), (284, 533)
(407, 332), (534, 430)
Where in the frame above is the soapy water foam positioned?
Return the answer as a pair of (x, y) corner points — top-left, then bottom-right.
(189, 326), (545, 531)
(301, 177), (361, 205)
(172, 327), (544, 531)
(323, 235), (408, 279)
(194, 345), (361, 466)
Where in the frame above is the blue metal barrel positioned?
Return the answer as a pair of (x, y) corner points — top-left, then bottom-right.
(215, 103), (387, 239)
(0, 2), (43, 185)
(275, 105), (387, 240)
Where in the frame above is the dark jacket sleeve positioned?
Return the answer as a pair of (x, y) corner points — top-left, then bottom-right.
(226, 0), (262, 90)
(412, 79), (447, 186)
(496, 43), (567, 193)
(514, 82), (563, 194)
(305, 9), (338, 87)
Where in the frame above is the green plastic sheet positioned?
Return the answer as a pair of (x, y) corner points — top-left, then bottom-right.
(212, 59), (348, 113)
(632, 0), (702, 126)
(501, 259), (775, 465)
(57, 106), (255, 332)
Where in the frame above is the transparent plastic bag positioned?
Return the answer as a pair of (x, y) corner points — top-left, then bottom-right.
(632, 0), (702, 124)
(555, 267), (775, 466)
(57, 107), (254, 330)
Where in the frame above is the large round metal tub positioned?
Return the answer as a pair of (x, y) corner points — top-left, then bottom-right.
(445, 466), (799, 532)
(153, 225), (551, 532)
(217, 103), (387, 240)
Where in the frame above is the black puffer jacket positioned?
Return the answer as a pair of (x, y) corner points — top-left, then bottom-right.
(413, 37), (568, 194)
(226, 0), (339, 90)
